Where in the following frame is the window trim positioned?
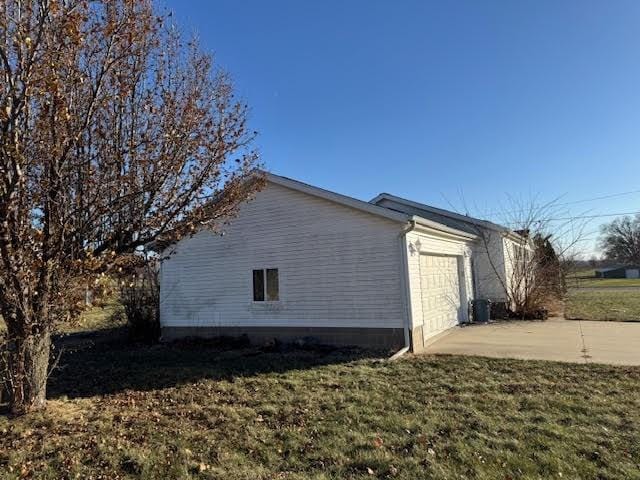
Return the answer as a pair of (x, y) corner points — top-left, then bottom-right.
(251, 267), (280, 303)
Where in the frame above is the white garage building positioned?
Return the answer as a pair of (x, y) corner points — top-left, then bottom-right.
(159, 172), (522, 352)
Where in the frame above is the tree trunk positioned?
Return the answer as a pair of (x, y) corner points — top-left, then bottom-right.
(7, 330), (51, 415)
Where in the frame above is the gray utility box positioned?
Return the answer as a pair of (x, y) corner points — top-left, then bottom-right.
(471, 299), (492, 323)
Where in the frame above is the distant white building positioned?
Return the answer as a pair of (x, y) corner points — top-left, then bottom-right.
(159, 172), (524, 352)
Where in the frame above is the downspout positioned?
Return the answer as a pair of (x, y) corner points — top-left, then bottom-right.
(389, 219), (417, 361)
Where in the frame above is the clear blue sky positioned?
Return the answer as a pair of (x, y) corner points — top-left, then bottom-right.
(164, 0), (640, 256)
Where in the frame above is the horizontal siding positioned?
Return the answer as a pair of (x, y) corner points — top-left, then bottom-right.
(160, 182), (406, 329)
(472, 231), (508, 301)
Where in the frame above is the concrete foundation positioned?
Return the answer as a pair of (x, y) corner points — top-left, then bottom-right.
(161, 326), (405, 350)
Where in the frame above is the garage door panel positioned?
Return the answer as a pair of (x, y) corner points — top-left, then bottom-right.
(420, 254), (463, 341)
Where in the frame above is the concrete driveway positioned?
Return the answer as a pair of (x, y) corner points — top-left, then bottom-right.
(425, 318), (640, 366)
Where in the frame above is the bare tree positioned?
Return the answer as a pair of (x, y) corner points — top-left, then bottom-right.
(0, 0), (262, 414)
(472, 196), (587, 318)
(599, 214), (640, 264)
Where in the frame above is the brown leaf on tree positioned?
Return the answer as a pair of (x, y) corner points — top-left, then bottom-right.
(0, 0), (263, 415)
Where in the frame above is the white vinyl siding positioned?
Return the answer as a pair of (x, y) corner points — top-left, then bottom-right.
(471, 231), (509, 302)
(160, 182), (406, 329)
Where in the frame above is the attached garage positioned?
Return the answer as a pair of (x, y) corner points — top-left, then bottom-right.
(160, 172), (516, 353)
(420, 254), (464, 341)
(403, 225), (476, 351)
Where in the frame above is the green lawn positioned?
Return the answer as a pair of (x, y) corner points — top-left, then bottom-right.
(2, 341), (640, 479)
(566, 289), (640, 322)
(0, 299), (124, 336)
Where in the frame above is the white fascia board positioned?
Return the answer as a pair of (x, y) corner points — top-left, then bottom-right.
(264, 172), (410, 224)
(411, 215), (478, 242)
(503, 233), (535, 250)
(370, 193), (390, 205)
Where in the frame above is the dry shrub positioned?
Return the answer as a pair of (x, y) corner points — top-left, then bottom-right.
(119, 264), (160, 342)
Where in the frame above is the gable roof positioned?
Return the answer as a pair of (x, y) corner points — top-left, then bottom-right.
(264, 172), (477, 240)
(370, 192), (516, 238)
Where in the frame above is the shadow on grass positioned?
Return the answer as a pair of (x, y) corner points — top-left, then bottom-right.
(46, 330), (385, 400)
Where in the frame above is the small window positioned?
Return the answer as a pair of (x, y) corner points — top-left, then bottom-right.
(252, 268), (279, 301)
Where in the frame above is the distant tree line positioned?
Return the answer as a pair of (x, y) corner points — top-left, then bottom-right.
(599, 214), (640, 265)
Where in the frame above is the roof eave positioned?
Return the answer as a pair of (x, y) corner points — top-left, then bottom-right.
(411, 215), (478, 241)
(372, 192), (524, 239)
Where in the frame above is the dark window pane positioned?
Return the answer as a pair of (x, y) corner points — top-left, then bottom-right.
(253, 269), (265, 301)
(266, 269), (279, 301)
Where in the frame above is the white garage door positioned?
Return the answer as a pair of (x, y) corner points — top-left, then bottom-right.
(420, 254), (463, 341)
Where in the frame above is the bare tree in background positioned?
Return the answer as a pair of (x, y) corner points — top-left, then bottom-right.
(473, 197), (587, 318)
(599, 214), (640, 265)
(0, 0), (262, 414)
